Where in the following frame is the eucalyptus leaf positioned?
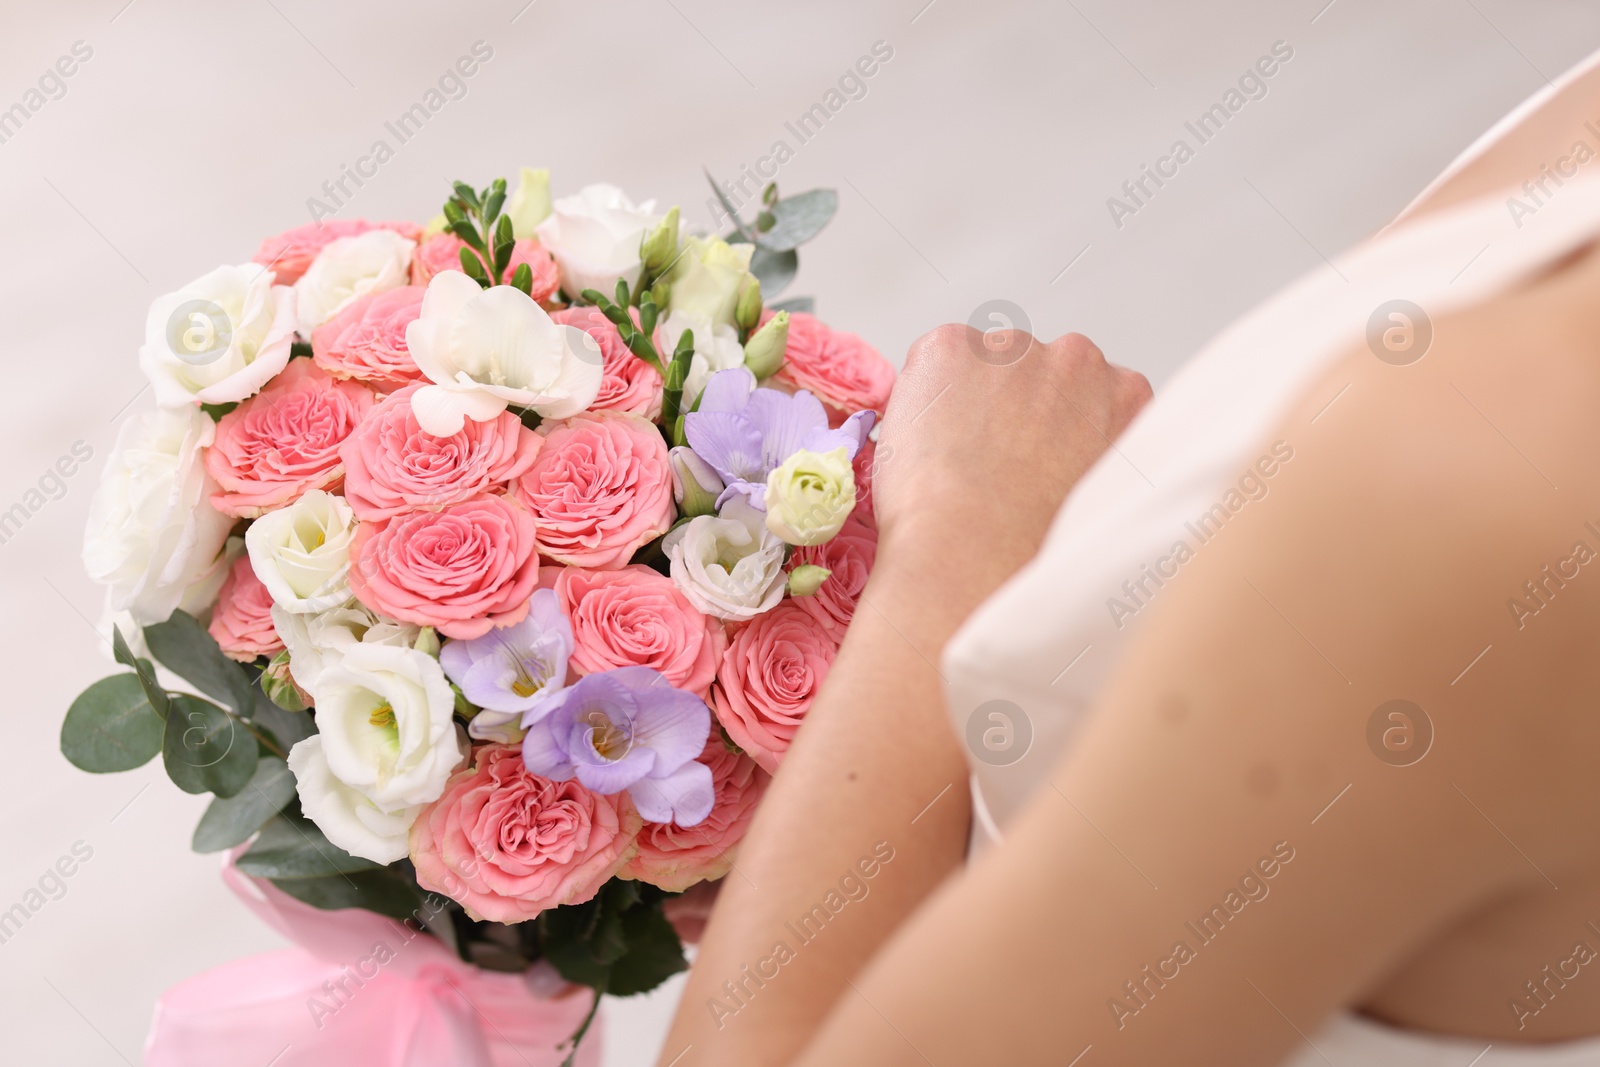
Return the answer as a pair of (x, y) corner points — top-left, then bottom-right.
(756, 190), (837, 252)
(768, 296), (815, 315)
(703, 168), (755, 241)
(61, 674), (165, 773)
(162, 694), (257, 797)
(144, 610), (256, 716)
(113, 627), (170, 719)
(238, 813), (382, 878)
(191, 756), (296, 852)
(269, 869), (424, 921)
(749, 247), (798, 297)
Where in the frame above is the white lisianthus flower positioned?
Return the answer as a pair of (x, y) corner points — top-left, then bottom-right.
(271, 600), (421, 700)
(658, 310), (745, 408)
(82, 405), (234, 626)
(764, 447), (856, 546)
(404, 271), (604, 437)
(665, 235), (756, 329)
(293, 229), (415, 335)
(535, 183), (660, 298)
(286, 643), (465, 861)
(140, 263), (297, 408)
(287, 736), (420, 863)
(662, 496), (787, 621)
(246, 489), (356, 615)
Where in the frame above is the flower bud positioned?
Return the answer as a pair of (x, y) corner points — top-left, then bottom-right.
(764, 447), (855, 546)
(734, 275), (762, 334)
(640, 206), (681, 274)
(669, 446), (724, 518)
(743, 310), (788, 379)
(413, 626), (440, 658)
(787, 565), (831, 597)
(505, 166), (552, 238)
(263, 650), (311, 712)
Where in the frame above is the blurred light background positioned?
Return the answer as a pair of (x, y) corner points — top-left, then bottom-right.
(2, 1), (1597, 1063)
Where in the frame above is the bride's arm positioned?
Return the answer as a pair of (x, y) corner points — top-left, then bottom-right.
(658, 329), (1150, 1067)
(788, 249), (1600, 1065)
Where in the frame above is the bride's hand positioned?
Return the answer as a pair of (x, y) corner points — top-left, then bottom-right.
(870, 324), (1151, 627)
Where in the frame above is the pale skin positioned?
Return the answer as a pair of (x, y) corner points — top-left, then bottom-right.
(659, 64), (1600, 1067)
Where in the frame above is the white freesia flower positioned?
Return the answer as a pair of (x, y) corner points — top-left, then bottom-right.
(140, 263), (296, 408)
(286, 643), (464, 861)
(293, 229), (415, 335)
(764, 447), (856, 546)
(246, 489), (355, 615)
(505, 166), (552, 238)
(659, 310), (745, 408)
(405, 271), (604, 436)
(662, 495), (787, 621)
(665, 236), (756, 329)
(82, 405), (234, 626)
(271, 599), (421, 700)
(535, 183), (660, 298)
(287, 737), (420, 863)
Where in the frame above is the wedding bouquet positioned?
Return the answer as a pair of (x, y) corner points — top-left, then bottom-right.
(62, 168), (894, 1065)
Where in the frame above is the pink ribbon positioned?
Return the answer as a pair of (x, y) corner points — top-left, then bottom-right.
(144, 853), (602, 1067)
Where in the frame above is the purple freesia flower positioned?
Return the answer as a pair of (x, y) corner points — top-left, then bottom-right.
(684, 367), (874, 510)
(520, 666), (714, 826)
(440, 588), (573, 742)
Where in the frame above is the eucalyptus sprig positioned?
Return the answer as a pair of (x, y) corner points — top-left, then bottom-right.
(442, 177), (537, 295)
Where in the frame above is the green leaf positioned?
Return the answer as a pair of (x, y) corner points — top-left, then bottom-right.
(459, 247), (490, 285)
(191, 756), (296, 852)
(749, 247), (798, 298)
(144, 609), (255, 716)
(451, 181), (481, 212)
(237, 813), (383, 878)
(757, 190), (838, 252)
(249, 681), (315, 751)
(162, 694), (257, 797)
(703, 168), (754, 241)
(509, 262), (533, 296)
(112, 626), (170, 719)
(449, 220), (487, 254)
(768, 296), (814, 315)
(200, 401), (237, 421)
(492, 214), (515, 278)
(269, 869), (424, 921)
(537, 881), (685, 996)
(61, 674), (165, 773)
(607, 904), (688, 995)
(483, 177), (507, 225)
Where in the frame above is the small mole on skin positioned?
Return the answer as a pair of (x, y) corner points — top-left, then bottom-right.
(847, 771), (858, 782)
(1158, 694), (1188, 726)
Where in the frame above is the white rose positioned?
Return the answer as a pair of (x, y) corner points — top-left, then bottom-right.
(659, 310), (745, 407)
(140, 263), (296, 408)
(535, 183), (660, 298)
(246, 489), (355, 615)
(662, 495), (787, 621)
(286, 643), (464, 860)
(293, 229), (415, 335)
(287, 736), (421, 863)
(764, 447), (856, 546)
(82, 405), (234, 626)
(271, 599), (421, 700)
(665, 236), (756, 329)
(405, 271), (604, 437)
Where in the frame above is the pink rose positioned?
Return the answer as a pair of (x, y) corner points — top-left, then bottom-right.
(851, 438), (882, 529)
(786, 516), (877, 639)
(767, 311), (896, 423)
(207, 554), (284, 662)
(410, 233), (560, 302)
(711, 602), (840, 773)
(514, 412), (675, 570)
(205, 359), (375, 517)
(341, 384), (542, 520)
(550, 307), (663, 419)
(621, 735), (768, 892)
(410, 744), (641, 923)
(349, 493), (540, 639)
(253, 219), (423, 285)
(311, 286), (427, 391)
(552, 564), (725, 695)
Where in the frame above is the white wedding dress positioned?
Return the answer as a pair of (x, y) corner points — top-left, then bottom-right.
(942, 46), (1600, 1066)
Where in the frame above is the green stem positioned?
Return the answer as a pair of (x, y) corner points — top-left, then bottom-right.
(236, 714), (287, 760)
(557, 988), (604, 1067)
